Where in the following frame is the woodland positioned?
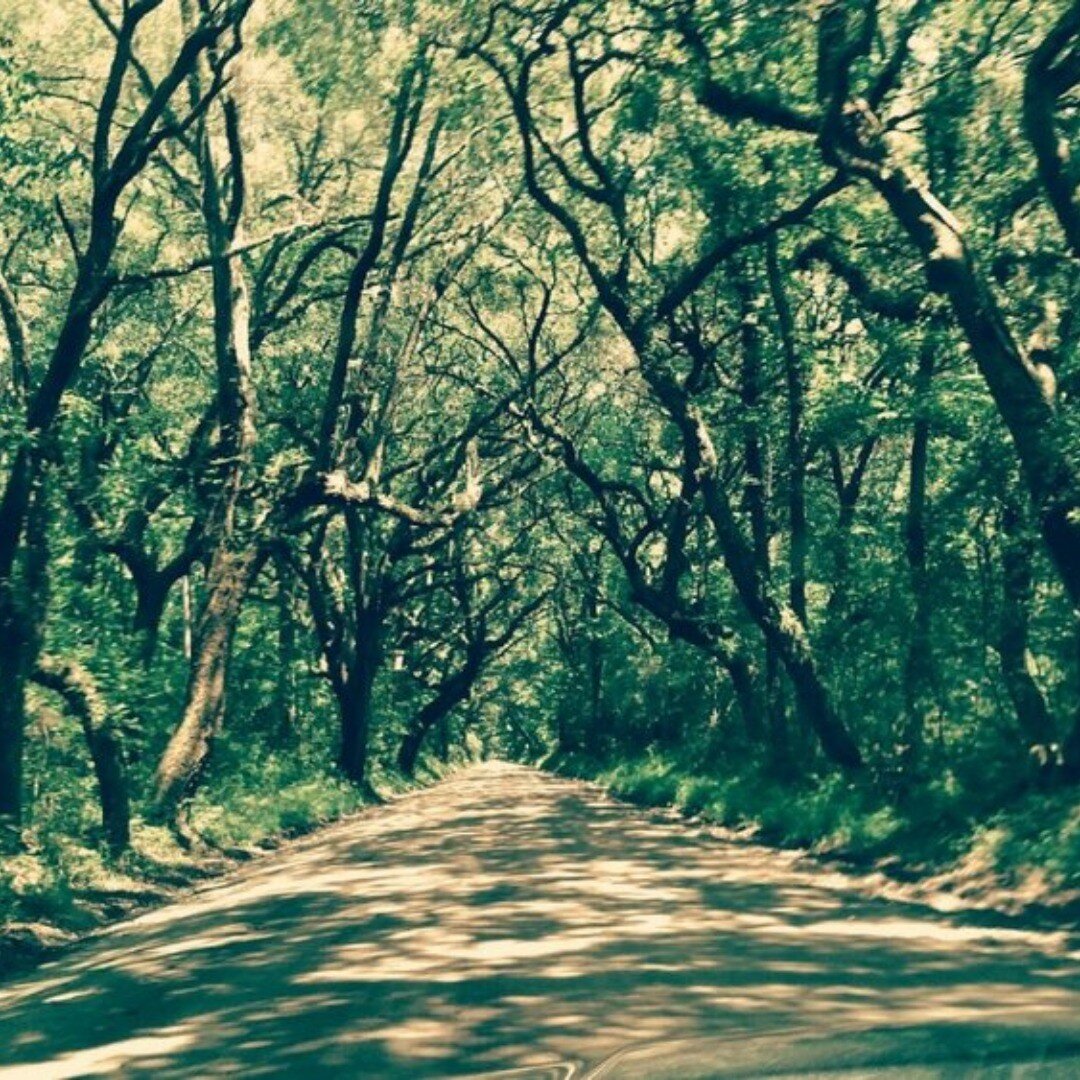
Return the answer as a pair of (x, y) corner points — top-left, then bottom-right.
(0, 0), (1078, 938)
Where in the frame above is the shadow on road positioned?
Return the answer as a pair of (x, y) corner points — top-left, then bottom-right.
(0, 763), (1077, 1077)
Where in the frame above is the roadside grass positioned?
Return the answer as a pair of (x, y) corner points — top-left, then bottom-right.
(190, 766), (367, 850)
(554, 750), (1080, 907)
(0, 749), (457, 979)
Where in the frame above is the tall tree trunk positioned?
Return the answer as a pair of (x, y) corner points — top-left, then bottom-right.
(737, 273), (785, 757)
(1023, 2), (1080, 261)
(821, 439), (877, 661)
(0, 592), (32, 842)
(671, 389), (863, 771)
(274, 554), (299, 744)
(765, 238), (809, 625)
(398, 661), (478, 777)
(657, 606), (762, 744)
(1063, 631), (1080, 783)
(0, 469), (49, 845)
(581, 580), (606, 757)
(397, 724), (427, 779)
(635, 297), (862, 767)
(828, 137), (1080, 609)
(131, 569), (172, 670)
(724, 651), (763, 747)
(0, 238), (114, 846)
(901, 343), (934, 775)
(435, 714), (453, 763)
(151, 35), (257, 823)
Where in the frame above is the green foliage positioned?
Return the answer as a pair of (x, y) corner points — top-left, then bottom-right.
(192, 761), (365, 848)
(971, 794), (1080, 893)
(562, 747), (1080, 902)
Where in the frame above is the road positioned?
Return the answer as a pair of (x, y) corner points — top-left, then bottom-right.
(1, 762), (1078, 1078)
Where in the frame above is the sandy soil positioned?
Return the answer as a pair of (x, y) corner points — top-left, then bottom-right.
(0, 762), (1078, 1078)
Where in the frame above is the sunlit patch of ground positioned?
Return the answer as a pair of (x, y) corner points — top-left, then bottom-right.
(0, 763), (1078, 1077)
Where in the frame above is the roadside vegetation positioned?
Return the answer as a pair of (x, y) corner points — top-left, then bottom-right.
(556, 752), (1080, 910)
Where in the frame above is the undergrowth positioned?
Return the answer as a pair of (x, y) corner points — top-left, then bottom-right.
(554, 749), (1080, 901)
(1, 748), (451, 973)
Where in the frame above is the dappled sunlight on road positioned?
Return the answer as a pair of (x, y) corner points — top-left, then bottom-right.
(0, 763), (1078, 1077)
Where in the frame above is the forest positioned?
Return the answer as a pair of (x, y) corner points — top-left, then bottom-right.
(1, 0), (1078, 945)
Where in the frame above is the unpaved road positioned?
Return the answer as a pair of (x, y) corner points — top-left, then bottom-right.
(1, 763), (1078, 1078)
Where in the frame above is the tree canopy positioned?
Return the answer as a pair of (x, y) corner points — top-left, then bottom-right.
(0, 0), (1077, 876)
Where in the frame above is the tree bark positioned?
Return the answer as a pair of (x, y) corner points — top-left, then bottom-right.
(151, 547), (260, 820)
(398, 661), (478, 777)
(151, 28), (257, 823)
(1023, 2), (1080, 260)
(31, 657), (130, 854)
(338, 644), (379, 788)
(131, 569), (173, 670)
(273, 554), (299, 744)
(0, 590), (32, 841)
(1063, 629), (1080, 783)
(737, 272), (785, 756)
(997, 498), (1057, 754)
(667, 387), (863, 771)
(901, 343), (934, 774)
(821, 124), (1080, 609)
(766, 238), (809, 626)
(0, 471), (49, 844)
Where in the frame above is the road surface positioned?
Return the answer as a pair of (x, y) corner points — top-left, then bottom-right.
(1, 763), (1078, 1077)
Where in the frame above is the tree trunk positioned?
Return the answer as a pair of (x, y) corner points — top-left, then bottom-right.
(635, 310), (862, 769)
(397, 724), (426, 779)
(678, 398), (863, 771)
(839, 147), (1080, 608)
(766, 237), (809, 625)
(132, 570), (172, 670)
(32, 657), (130, 853)
(0, 470), (49, 845)
(1063, 627), (1080, 783)
(0, 591), (31, 843)
(150, 38), (258, 824)
(338, 654), (377, 787)
(273, 554), (299, 744)
(1023, 2), (1080, 261)
(901, 343), (934, 774)
(997, 498), (1057, 755)
(725, 651), (763, 747)
(397, 663), (477, 777)
(820, 440), (877, 663)
(737, 272), (786, 757)
(581, 583), (606, 757)
(436, 714), (453, 763)
(150, 547), (259, 821)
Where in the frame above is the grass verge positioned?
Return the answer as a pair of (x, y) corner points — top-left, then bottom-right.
(553, 750), (1080, 918)
(0, 756), (452, 983)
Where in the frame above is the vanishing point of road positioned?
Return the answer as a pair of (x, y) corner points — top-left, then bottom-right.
(1, 763), (1078, 1077)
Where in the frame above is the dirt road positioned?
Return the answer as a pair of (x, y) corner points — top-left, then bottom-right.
(1, 763), (1078, 1077)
